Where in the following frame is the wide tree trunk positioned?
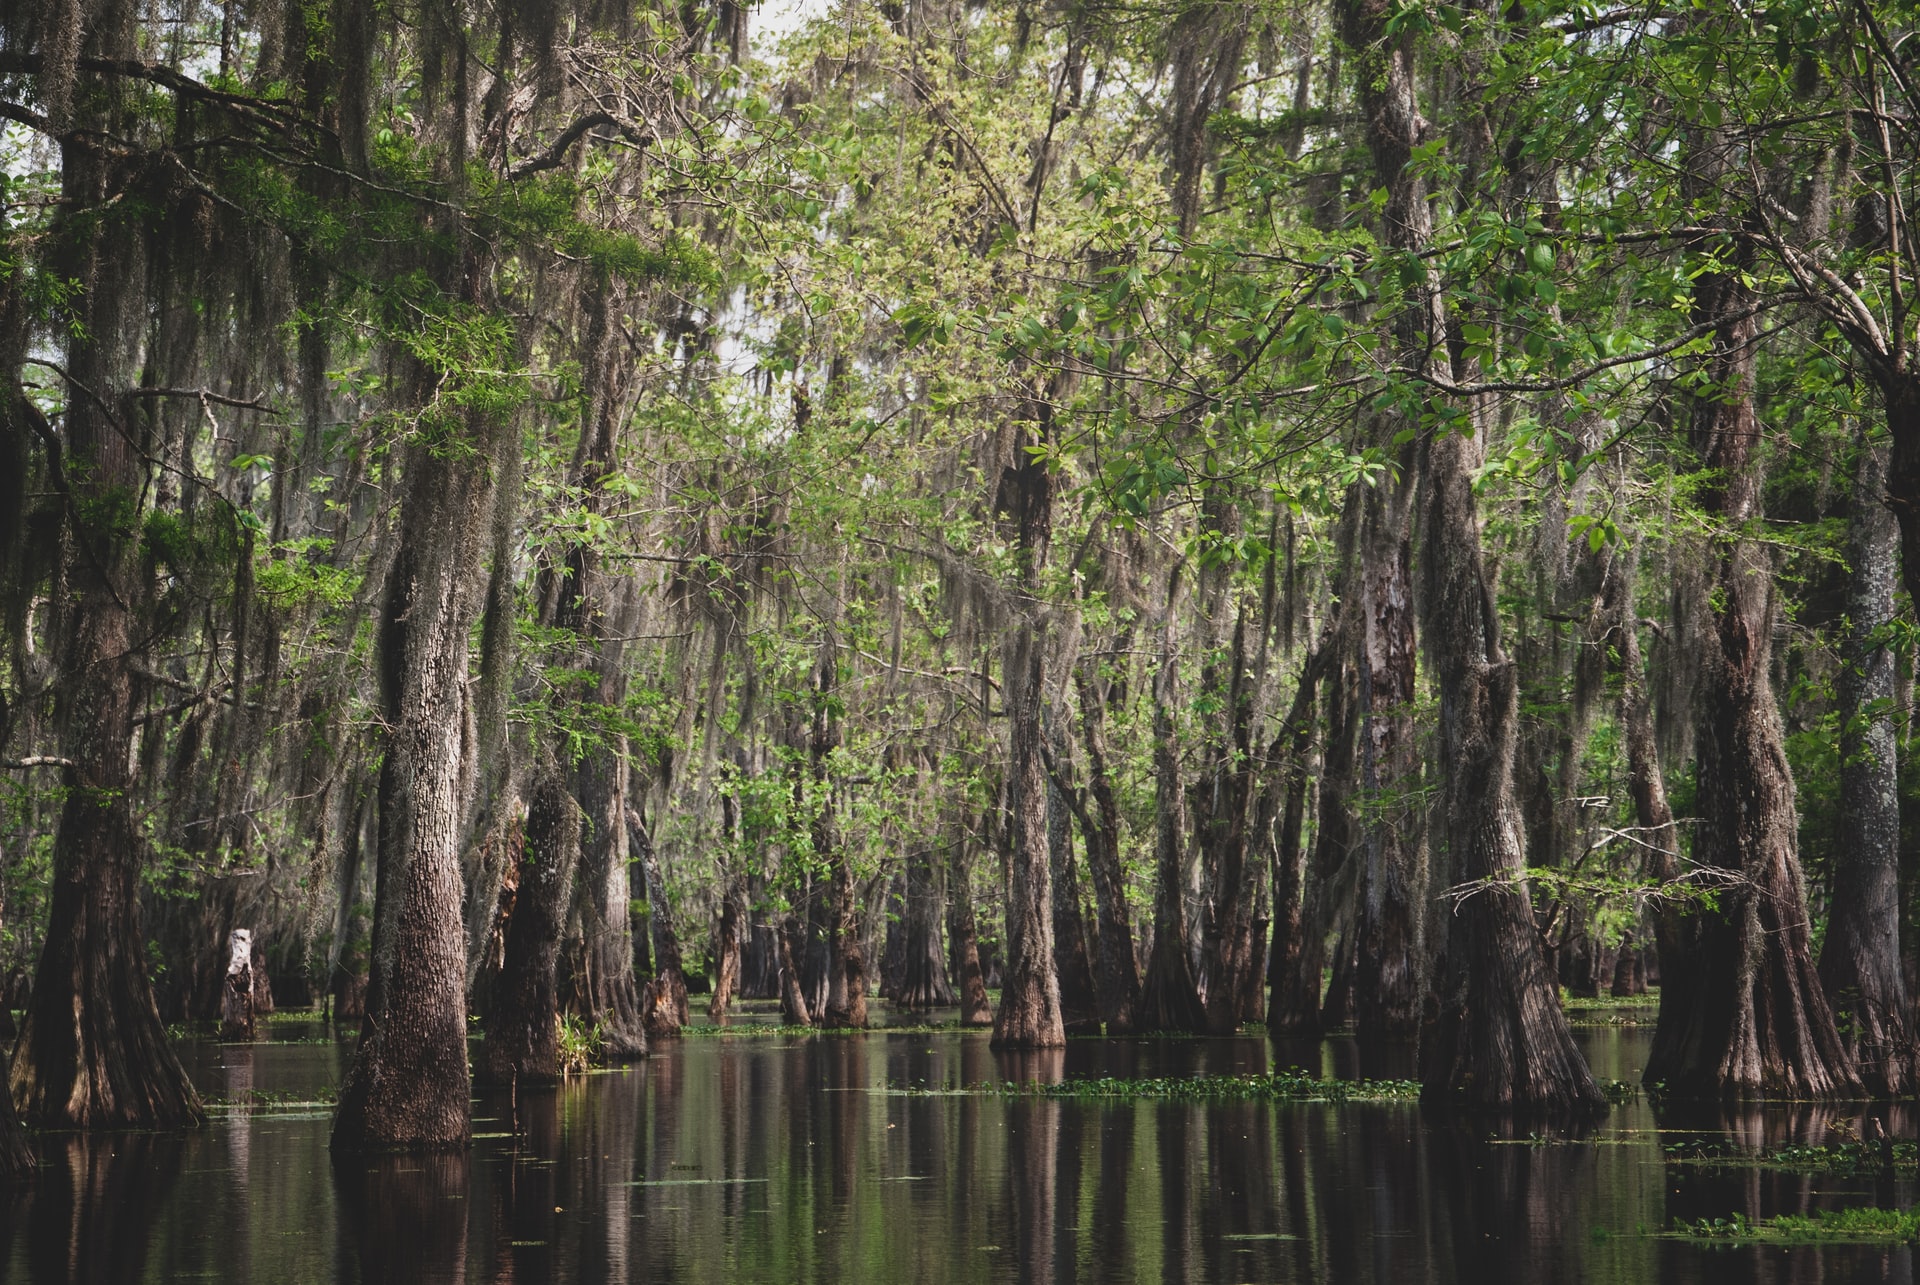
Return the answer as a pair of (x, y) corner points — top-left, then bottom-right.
(992, 618), (1067, 1047)
(220, 930), (260, 1042)
(476, 755), (580, 1086)
(561, 739), (647, 1058)
(1819, 439), (1920, 1095)
(549, 285), (648, 1059)
(1067, 666), (1141, 1032)
(1353, 476), (1426, 1043)
(777, 914), (813, 1026)
(332, 432), (497, 1153)
(899, 847), (955, 1009)
(11, 117), (201, 1130)
(1641, 182), (1860, 1098)
(1326, 1), (1603, 1108)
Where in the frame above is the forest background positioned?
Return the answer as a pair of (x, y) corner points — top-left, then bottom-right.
(0, 0), (1914, 1158)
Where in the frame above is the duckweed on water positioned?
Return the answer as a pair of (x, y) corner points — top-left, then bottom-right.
(987, 1072), (1423, 1103)
(1666, 1139), (1916, 1174)
(1672, 1206), (1920, 1244)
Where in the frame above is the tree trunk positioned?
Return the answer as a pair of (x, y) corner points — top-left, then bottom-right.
(948, 832), (994, 1026)
(1818, 438), (1920, 1095)
(992, 618), (1067, 1047)
(1642, 191), (1860, 1100)
(1139, 628), (1206, 1033)
(476, 755), (580, 1086)
(332, 433), (497, 1152)
(1200, 608), (1262, 1036)
(1271, 638), (1356, 1036)
(220, 930), (259, 1042)
(815, 646), (868, 1030)
(1319, 0), (1601, 1111)
(10, 120), (201, 1131)
(708, 875), (745, 1022)
(1069, 666), (1141, 1032)
(560, 739), (646, 1058)
(899, 847), (955, 1009)
(776, 914), (813, 1026)
(630, 806), (687, 1040)
(1261, 640), (1327, 1036)
(1353, 476), (1426, 1043)
(1047, 748), (1102, 1035)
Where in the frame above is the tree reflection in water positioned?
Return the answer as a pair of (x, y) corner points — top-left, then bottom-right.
(2, 1022), (1920, 1284)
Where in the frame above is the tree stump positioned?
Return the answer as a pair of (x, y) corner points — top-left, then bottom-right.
(221, 929), (258, 1041)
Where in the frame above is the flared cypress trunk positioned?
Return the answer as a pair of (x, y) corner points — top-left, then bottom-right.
(476, 754), (580, 1085)
(898, 847), (955, 1009)
(1642, 217), (1859, 1101)
(332, 431), (497, 1152)
(11, 118), (200, 1130)
(1819, 439), (1920, 1095)
(707, 875), (745, 1022)
(632, 807), (688, 1039)
(777, 914), (813, 1026)
(1070, 666), (1141, 1032)
(562, 740), (646, 1058)
(1139, 637), (1206, 1033)
(1418, 416), (1604, 1111)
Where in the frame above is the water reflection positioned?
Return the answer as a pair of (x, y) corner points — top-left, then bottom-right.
(1, 1018), (1918, 1283)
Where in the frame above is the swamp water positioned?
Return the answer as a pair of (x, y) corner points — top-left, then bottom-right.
(0, 1006), (1913, 1284)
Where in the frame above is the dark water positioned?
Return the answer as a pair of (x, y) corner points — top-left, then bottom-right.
(1, 1009), (1914, 1284)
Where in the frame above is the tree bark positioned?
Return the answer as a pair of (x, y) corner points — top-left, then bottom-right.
(220, 930), (259, 1042)
(948, 831), (994, 1026)
(560, 737), (646, 1058)
(1818, 438), (1920, 1094)
(707, 874), (745, 1022)
(1069, 666), (1141, 1033)
(1139, 623), (1206, 1033)
(1642, 188), (1859, 1099)
(1047, 743), (1102, 1035)
(476, 754), (580, 1086)
(11, 116), (201, 1131)
(1353, 474), (1426, 1043)
(630, 806), (688, 1040)
(332, 433), (497, 1152)
(992, 618), (1067, 1047)
(776, 914), (813, 1026)
(1323, 0), (1604, 1108)
(899, 847), (955, 1009)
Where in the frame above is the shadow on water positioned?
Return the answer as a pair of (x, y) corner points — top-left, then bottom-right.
(8, 1019), (1920, 1282)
